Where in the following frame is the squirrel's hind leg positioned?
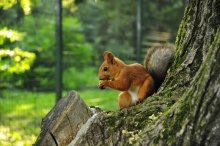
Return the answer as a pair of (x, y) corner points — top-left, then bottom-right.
(138, 76), (155, 102)
(118, 91), (132, 109)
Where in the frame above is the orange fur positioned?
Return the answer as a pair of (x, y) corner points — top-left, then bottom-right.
(98, 51), (155, 109)
(118, 92), (132, 109)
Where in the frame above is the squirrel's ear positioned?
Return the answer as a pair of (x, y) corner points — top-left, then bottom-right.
(104, 51), (114, 64)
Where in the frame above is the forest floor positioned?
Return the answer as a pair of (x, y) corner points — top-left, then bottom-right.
(0, 89), (118, 145)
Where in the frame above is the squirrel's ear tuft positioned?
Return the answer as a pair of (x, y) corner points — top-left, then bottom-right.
(104, 51), (114, 64)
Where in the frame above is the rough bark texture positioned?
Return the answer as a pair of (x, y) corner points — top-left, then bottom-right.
(36, 0), (220, 145)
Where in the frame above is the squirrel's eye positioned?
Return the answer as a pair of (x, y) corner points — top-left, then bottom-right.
(103, 67), (108, 71)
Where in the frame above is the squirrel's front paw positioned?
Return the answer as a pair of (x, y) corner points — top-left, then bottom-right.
(98, 82), (106, 90)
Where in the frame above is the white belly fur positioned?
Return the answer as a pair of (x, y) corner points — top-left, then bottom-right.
(128, 86), (139, 105)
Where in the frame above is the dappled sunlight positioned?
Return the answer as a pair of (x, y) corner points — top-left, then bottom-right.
(5, 104), (33, 118)
(0, 0), (17, 10)
(87, 97), (105, 103)
(0, 28), (24, 42)
(0, 48), (36, 73)
(0, 125), (36, 146)
(15, 104), (33, 112)
(63, 0), (77, 12)
(0, 90), (55, 146)
(20, 0), (32, 15)
(0, 0), (31, 15)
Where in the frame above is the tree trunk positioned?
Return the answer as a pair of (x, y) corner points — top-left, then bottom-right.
(35, 0), (220, 145)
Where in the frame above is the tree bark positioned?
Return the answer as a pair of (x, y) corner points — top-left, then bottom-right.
(36, 0), (220, 145)
(35, 91), (94, 146)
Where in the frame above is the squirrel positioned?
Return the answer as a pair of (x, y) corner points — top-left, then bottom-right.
(98, 44), (175, 109)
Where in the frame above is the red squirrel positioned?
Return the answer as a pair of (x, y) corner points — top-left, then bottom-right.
(98, 44), (175, 109)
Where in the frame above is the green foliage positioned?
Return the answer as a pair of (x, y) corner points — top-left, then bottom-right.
(63, 67), (98, 89)
(16, 13), (56, 89)
(75, 0), (185, 65)
(0, 48), (35, 73)
(63, 16), (92, 69)
(75, 0), (136, 65)
(0, 0), (31, 15)
(143, 0), (184, 41)
(63, 0), (77, 13)
(0, 0), (16, 9)
(18, 15), (55, 52)
(0, 0), (36, 89)
(0, 0), (93, 89)
(0, 27), (24, 45)
(19, 0), (32, 15)
(0, 0), (185, 90)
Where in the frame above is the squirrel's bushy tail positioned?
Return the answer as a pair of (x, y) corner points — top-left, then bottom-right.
(144, 44), (175, 87)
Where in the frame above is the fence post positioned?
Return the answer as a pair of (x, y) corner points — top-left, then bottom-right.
(136, 0), (143, 63)
(55, 0), (63, 102)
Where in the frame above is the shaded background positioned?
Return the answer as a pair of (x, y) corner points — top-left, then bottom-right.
(0, 0), (185, 145)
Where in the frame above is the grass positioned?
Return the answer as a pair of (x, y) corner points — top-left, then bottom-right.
(79, 89), (119, 110)
(0, 89), (118, 146)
